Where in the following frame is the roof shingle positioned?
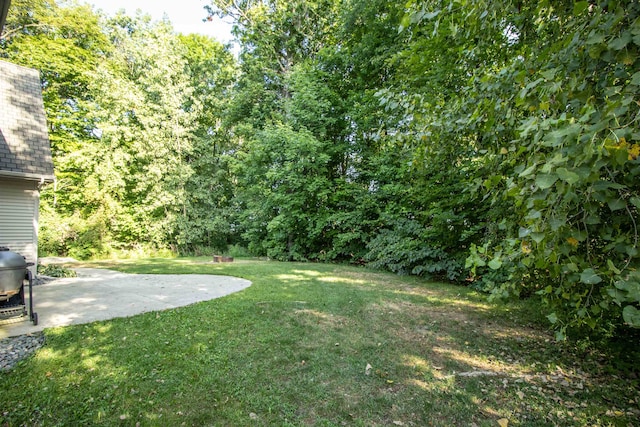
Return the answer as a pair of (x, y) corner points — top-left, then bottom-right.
(0, 60), (54, 182)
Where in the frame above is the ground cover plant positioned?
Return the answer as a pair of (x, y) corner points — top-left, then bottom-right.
(1, 258), (639, 426)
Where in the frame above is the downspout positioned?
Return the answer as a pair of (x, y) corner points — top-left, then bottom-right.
(0, 0), (11, 36)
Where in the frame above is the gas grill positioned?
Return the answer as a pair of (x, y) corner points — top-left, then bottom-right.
(0, 247), (38, 325)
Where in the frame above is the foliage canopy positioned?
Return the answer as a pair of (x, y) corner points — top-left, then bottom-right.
(2, 0), (638, 340)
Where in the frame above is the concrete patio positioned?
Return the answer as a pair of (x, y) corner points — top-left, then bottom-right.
(0, 268), (251, 338)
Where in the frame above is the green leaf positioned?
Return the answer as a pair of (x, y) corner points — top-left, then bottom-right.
(399, 15), (410, 33)
(573, 1), (589, 15)
(584, 214), (601, 225)
(424, 11), (440, 20)
(622, 306), (640, 327)
(544, 123), (582, 147)
(547, 312), (558, 324)
(526, 209), (542, 220)
(607, 259), (621, 275)
(556, 167), (580, 185)
(615, 276), (640, 302)
(589, 45), (605, 59)
(518, 227), (531, 238)
(488, 257), (502, 270)
(535, 173), (557, 189)
(580, 268), (603, 285)
(549, 218), (565, 230)
(586, 31), (605, 45)
(607, 287), (626, 303)
(540, 69), (556, 80)
(607, 198), (626, 212)
(611, 146), (629, 165)
(483, 175), (501, 190)
(566, 263), (580, 272)
(530, 232), (545, 243)
(608, 31), (632, 50)
(518, 164), (536, 177)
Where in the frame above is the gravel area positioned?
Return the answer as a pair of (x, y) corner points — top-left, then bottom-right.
(0, 332), (45, 371)
(0, 276), (53, 371)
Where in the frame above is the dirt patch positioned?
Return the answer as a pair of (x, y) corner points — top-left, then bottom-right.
(293, 308), (351, 330)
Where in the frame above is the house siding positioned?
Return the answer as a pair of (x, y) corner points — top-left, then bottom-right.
(0, 177), (39, 274)
(0, 60), (54, 276)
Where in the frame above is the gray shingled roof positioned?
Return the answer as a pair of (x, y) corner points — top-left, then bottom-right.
(0, 60), (54, 182)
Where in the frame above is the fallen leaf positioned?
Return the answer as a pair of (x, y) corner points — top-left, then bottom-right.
(392, 421), (404, 426)
(516, 391), (525, 400)
(497, 418), (509, 427)
(365, 363), (372, 376)
(249, 412), (258, 420)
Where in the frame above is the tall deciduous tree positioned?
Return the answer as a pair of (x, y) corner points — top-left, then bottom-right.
(207, 0), (348, 260)
(176, 33), (238, 253)
(1, 0), (108, 212)
(1, 0), (112, 256)
(87, 14), (199, 250)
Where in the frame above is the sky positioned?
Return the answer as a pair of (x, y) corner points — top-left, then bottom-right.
(83, 0), (235, 44)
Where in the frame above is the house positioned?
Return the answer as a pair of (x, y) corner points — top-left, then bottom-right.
(0, 0), (55, 273)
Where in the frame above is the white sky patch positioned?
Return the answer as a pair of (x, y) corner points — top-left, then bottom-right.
(80, 0), (235, 44)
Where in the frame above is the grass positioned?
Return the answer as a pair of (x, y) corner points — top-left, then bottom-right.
(1, 258), (639, 426)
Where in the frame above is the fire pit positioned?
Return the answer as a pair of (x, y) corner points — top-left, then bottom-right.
(0, 247), (37, 325)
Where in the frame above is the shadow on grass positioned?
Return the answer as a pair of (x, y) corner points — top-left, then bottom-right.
(1, 259), (638, 426)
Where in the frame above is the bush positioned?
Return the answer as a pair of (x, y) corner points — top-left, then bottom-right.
(38, 209), (111, 260)
(227, 244), (251, 258)
(365, 219), (465, 281)
(38, 264), (77, 278)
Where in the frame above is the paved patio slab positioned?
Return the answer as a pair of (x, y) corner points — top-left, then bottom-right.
(0, 268), (251, 338)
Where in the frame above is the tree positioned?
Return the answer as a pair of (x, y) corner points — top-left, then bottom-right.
(175, 33), (238, 253)
(235, 122), (332, 259)
(7, 0), (637, 340)
(85, 13), (199, 250)
(205, 0), (348, 259)
(392, 0), (640, 337)
(0, 0), (115, 257)
(1, 0), (109, 213)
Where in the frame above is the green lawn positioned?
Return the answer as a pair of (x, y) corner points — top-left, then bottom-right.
(1, 258), (638, 426)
